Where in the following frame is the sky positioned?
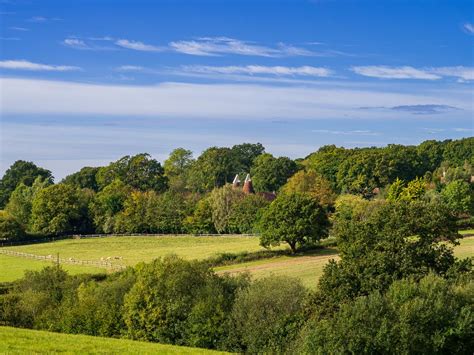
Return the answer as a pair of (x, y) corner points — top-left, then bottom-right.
(0, 0), (473, 180)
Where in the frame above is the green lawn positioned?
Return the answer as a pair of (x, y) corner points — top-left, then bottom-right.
(0, 326), (224, 354)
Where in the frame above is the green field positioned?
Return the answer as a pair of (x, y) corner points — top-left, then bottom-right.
(1, 234), (473, 287)
(0, 326), (224, 354)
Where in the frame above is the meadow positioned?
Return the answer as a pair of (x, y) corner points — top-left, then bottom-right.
(0, 326), (225, 354)
(1, 233), (473, 287)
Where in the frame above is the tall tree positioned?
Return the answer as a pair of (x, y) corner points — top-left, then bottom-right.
(0, 160), (53, 208)
(163, 148), (194, 191)
(231, 143), (265, 174)
(96, 154), (167, 192)
(62, 167), (100, 191)
(251, 153), (298, 192)
(281, 170), (336, 207)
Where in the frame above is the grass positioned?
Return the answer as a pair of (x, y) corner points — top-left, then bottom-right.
(1, 234), (473, 287)
(0, 326), (224, 354)
(0, 254), (106, 283)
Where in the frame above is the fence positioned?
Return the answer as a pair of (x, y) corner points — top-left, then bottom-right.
(0, 249), (126, 271)
(0, 233), (258, 247)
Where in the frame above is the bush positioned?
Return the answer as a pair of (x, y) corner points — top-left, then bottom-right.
(123, 256), (247, 349)
(300, 274), (474, 354)
(230, 276), (307, 353)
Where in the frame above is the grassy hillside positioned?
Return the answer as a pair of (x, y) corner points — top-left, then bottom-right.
(0, 326), (224, 354)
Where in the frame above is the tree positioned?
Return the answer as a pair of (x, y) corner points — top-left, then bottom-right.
(228, 194), (270, 233)
(399, 177), (426, 201)
(30, 184), (92, 235)
(0, 210), (25, 241)
(209, 184), (245, 233)
(281, 170), (336, 207)
(188, 147), (236, 192)
(124, 256), (245, 348)
(230, 143), (265, 174)
(62, 167), (100, 191)
(251, 153), (298, 192)
(5, 177), (50, 229)
(442, 180), (473, 215)
(184, 197), (217, 234)
(163, 148), (194, 191)
(90, 179), (131, 233)
(316, 199), (464, 312)
(300, 274), (473, 354)
(96, 154), (167, 192)
(258, 193), (329, 252)
(0, 160), (53, 208)
(231, 276), (307, 354)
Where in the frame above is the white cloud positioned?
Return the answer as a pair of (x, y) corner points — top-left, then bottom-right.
(63, 38), (90, 50)
(0, 60), (81, 71)
(352, 65), (474, 81)
(28, 16), (61, 23)
(430, 66), (474, 81)
(169, 37), (315, 57)
(464, 23), (474, 34)
(351, 66), (441, 80)
(1, 77), (470, 120)
(181, 65), (332, 77)
(9, 26), (28, 31)
(115, 39), (164, 52)
(116, 65), (145, 72)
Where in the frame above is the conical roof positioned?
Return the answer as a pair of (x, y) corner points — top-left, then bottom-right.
(242, 174), (255, 194)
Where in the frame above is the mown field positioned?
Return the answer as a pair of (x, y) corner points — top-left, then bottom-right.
(1, 233), (473, 288)
(0, 326), (225, 354)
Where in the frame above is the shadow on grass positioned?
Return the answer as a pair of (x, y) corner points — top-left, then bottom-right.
(206, 238), (338, 267)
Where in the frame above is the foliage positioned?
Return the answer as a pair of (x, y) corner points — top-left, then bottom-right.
(230, 276), (307, 353)
(164, 148), (194, 192)
(250, 153), (298, 192)
(317, 199), (465, 312)
(281, 170), (336, 207)
(183, 197), (216, 234)
(30, 184), (93, 235)
(0, 210), (26, 241)
(258, 193), (329, 252)
(230, 143), (265, 174)
(124, 256), (246, 349)
(399, 176), (426, 201)
(5, 177), (50, 230)
(300, 274), (474, 354)
(0, 160), (53, 208)
(227, 193), (270, 233)
(442, 180), (473, 215)
(90, 179), (131, 233)
(209, 184), (245, 233)
(96, 154), (167, 192)
(386, 177), (405, 202)
(62, 167), (100, 191)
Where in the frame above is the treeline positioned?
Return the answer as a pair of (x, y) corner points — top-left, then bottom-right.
(0, 138), (473, 241)
(1, 199), (472, 353)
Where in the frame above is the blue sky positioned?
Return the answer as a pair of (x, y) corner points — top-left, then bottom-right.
(0, 0), (473, 180)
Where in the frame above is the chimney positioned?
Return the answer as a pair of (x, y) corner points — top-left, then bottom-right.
(232, 174), (241, 188)
(242, 174), (255, 194)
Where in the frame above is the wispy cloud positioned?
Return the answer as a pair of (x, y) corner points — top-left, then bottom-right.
(464, 23), (474, 34)
(2, 77), (470, 120)
(27, 16), (61, 23)
(430, 66), (474, 81)
(0, 37), (20, 41)
(361, 104), (460, 115)
(62, 37), (118, 51)
(115, 39), (164, 52)
(116, 65), (145, 72)
(9, 26), (28, 31)
(0, 60), (81, 71)
(352, 65), (474, 81)
(62, 38), (90, 50)
(181, 65), (333, 77)
(169, 37), (316, 57)
(312, 129), (380, 136)
(453, 127), (474, 133)
(351, 66), (440, 80)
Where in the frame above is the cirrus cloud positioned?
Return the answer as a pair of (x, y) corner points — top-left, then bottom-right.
(0, 60), (81, 71)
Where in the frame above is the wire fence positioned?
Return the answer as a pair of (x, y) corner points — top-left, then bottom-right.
(0, 249), (126, 271)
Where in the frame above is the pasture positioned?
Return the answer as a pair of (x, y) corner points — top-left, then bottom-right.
(0, 326), (225, 354)
(1, 234), (473, 288)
